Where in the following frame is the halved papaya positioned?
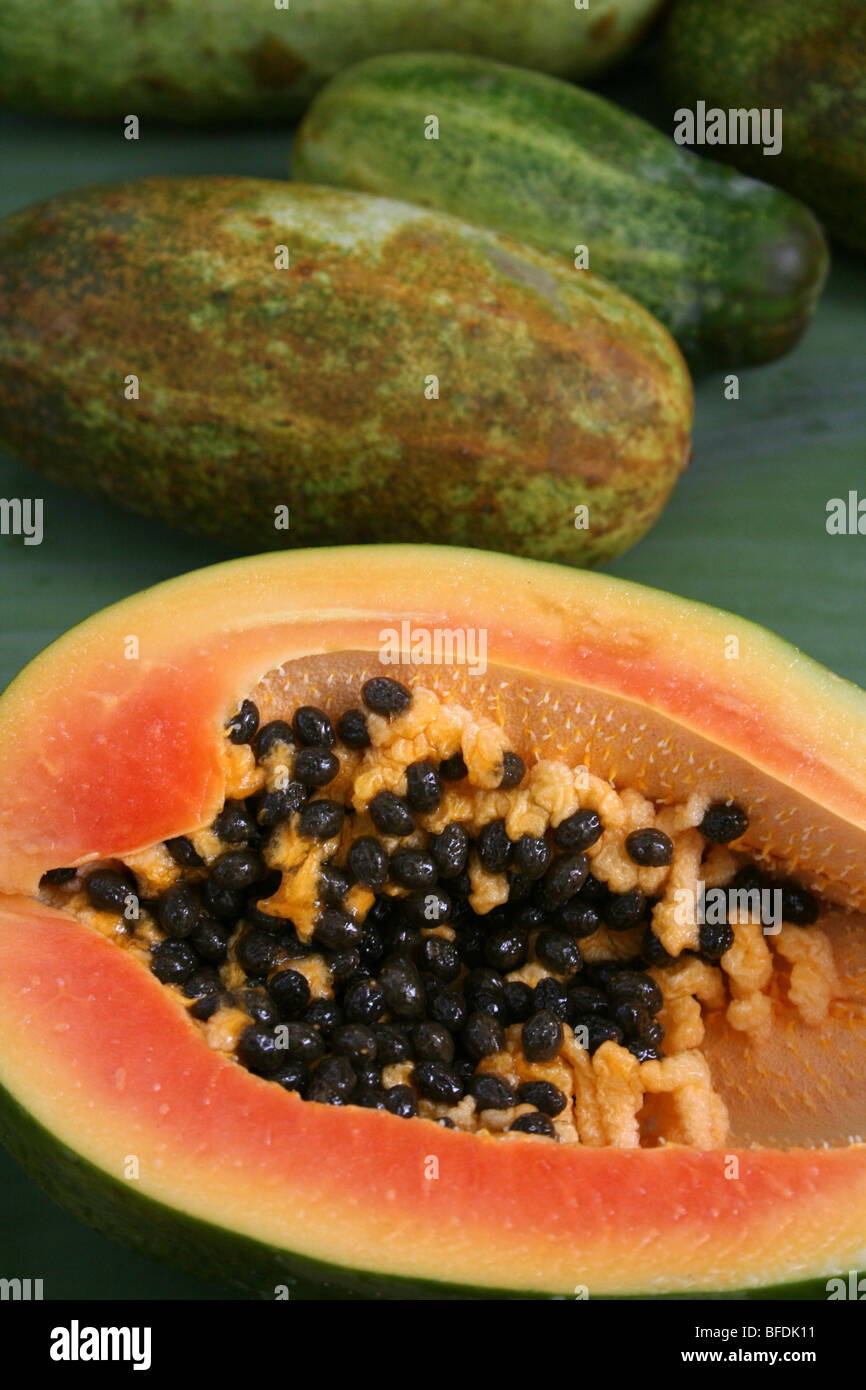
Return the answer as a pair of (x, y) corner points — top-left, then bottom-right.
(1, 545), (865, 1299)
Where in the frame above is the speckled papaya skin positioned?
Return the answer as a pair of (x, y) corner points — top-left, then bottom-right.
(662, 0), (866, 254)
(294, 54), (830, 370)
(0, 178), (692, 566)
(0, 0), (665, 124)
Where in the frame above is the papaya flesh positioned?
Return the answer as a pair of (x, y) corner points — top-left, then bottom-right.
(0, 178), (692, 568)
(293, 53), (830, 369)
(0, 0), (665, 123)
(662, 0), (866, 255)
(1, 546), (866, 1299)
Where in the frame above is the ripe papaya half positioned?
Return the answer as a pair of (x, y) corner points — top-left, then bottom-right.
(662, 0), (866, 255)
(1, 546), (866, 1299)
(0, 177), (692, 568)
(293, 53), (830, 370)
(0, 0), (665, 123)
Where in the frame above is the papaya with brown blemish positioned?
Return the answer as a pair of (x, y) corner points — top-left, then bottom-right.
(0, 177), (693, 567)
(0, 0), (665, 123)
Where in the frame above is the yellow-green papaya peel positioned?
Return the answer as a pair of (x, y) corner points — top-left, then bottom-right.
(0, 178), (693, 566)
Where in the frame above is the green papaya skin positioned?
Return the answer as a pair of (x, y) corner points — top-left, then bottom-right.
(0, 177), (692, 567)
(0, 0), (664, 123)
(293, 53), (830, 370)
(662, 0), (866, 254)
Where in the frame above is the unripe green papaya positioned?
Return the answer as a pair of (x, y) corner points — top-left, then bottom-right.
(293, 53), (830, 369)
(0, 178), (692, 567)
(0, 0), (664, 124)
(662, 0), (866, 254)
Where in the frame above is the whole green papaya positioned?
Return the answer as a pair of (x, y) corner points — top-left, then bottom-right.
(293, 53), (829, 369)
(0, 0), (664, 123)
(0, 178), (693, 568)
(662, 0), (866, 253)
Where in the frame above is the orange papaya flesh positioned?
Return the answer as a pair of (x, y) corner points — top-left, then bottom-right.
(0, 545), (865, 1298)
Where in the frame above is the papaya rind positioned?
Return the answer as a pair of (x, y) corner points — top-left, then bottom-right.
(0, 178), (692, 565)
(293, 52), (830, 368)
(0, 0), (666, 122)
(661, 0), (866, 254)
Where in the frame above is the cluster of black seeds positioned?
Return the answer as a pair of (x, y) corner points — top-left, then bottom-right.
(41, 677), (821, 1141)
